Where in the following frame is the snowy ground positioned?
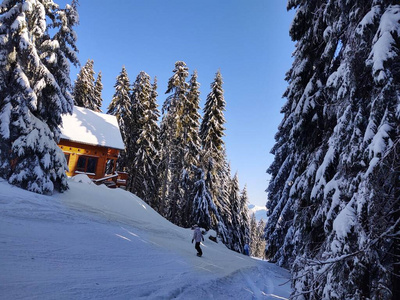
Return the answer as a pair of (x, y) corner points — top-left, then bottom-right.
(0, 176), (291, 299)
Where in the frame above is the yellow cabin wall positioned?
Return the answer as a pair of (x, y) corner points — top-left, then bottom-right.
(58, 139), (120, 179)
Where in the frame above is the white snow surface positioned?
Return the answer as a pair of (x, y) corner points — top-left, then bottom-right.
(0, 176), (290, 299)
(60, 106), (124, 150)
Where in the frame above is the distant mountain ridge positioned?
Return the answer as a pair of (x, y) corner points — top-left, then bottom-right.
(248, 204), (267, 222)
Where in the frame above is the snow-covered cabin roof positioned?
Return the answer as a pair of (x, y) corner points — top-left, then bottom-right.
(60, 106), (124, 150)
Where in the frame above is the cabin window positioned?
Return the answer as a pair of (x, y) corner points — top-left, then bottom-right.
(76, 155), (98, 174)
(64, 153), (70, 165)
(105, 158), (116, 175)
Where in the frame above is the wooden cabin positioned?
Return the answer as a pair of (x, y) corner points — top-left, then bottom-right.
(58, 106), (127, 188)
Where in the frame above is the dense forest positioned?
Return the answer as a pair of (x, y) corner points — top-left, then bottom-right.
(265, 1), (400, 299)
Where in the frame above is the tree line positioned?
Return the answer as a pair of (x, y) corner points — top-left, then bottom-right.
(73, 59), (257, 254)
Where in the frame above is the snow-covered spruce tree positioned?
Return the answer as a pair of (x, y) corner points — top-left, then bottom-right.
(190, 165), (217, 230)
(127, 71), (160, 208)
(199, 70), (230, 237)
(183, 70), (202, 164)
(107, 66), (131, 171)
(265, 1), (400, 299)
(363, 133), (400, 299)
(250, 213), (266, 258)
(264, 0), (332, 268)
(249, 213), (258, 256)
(255, 219), (266, 258)
(127, 71), (150, 194)
(158, 61), (190, 225)
(143, 77), (161, 208)
(239, 185), (250, 251)
(44, 0), (79, 118)
(221, 176), (250, 254)
(215, 155), (232, 244)
(73, 59), (96, 109)
(0, 0), (79, 194)
(227, 173), (245, 252)
(180, 70), (203, 227)
(92, 71), (103, 112)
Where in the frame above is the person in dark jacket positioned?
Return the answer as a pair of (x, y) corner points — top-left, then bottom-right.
(244, 242), (250, 256)
(191, 224), (204, 257)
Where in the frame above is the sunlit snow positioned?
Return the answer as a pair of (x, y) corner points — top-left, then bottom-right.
(60, 106), (124, 150)
(0, 176), (291, 299)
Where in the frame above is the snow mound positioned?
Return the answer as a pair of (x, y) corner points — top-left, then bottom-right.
(70, 174), (94, 184)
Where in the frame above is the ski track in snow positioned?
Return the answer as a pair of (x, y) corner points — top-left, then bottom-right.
(0, 178), (291, 299)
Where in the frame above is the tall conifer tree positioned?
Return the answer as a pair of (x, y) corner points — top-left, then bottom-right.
(92, 71), (103, 112)
(0, 0), (79, 194)
(159, 61), (189, 224)
(190, 166), (217, 230)
(127, 71), (160, 208)
(107, 66), (131, 171)
(239, 185), (250, 252)
(180, 70), (203, 226)
(249, 213), (266, 258)
(73, 59), (95, 109)
(200, 70), (229, 237)
(200, 70), (226, 177)
(184, 70), (202, 167)
(228, 173), (241, 252)
(255, 219), (265, 258)
(249, 213), (258, 257)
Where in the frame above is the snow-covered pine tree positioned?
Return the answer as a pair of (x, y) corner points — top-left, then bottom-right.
(44, 0), (79, 120)
(249, 213), (266, 258)
(265, 1), (400, 299)
(190, 165), (217, 230)
(363, 131), (400, 299)
(264, 0), (332, 268)
(182, 70), (202, 162)
(249, 213), (258, 256)
(127, 71), (150, 194)
(143, 77), (161, 208)
(127, 71), (160, 208)
(200, 70), (226, 182)
(199, 70), (229, 237)
(107, 66), (131, 171)
(0, 0), (79, 194)
(215, 155), (232, 245)
(227, 173), (242, 252)
(180, 70), (203, 227)
(92, 71), (103, 112)
(239, 185), (250, 252)
(158, 61), (189, 225)
(255, 219), (265, 258)
(73, 59), (95, 109)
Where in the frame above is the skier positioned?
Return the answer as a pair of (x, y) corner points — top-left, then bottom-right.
(191, 224), (204, 257)
(244, 242), (250, 256)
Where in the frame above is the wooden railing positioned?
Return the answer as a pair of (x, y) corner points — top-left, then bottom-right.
(92, 172), (128, 189)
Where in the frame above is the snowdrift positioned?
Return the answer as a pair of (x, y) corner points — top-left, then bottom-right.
(0, 176), (290, 299)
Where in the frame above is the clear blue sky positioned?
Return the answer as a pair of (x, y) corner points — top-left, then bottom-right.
(62, 0), (295, 207)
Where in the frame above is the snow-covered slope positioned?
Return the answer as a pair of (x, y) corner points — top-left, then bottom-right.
(0, 176), (290, 299)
